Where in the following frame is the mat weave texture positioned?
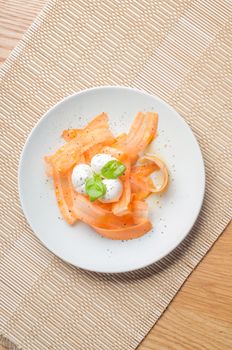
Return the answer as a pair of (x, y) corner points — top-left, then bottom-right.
(1, 0), (232, 349)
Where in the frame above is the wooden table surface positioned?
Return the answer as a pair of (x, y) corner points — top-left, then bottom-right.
(0, 1), (232, 349)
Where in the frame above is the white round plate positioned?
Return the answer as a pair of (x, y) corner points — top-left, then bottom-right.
(19, 86), (205, 273)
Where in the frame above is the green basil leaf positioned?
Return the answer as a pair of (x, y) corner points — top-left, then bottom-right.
(101, 160), (126, 179)
(85, 174), (106, 201)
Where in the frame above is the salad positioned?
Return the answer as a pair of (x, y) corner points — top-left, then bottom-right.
(45, 112), (169, 240)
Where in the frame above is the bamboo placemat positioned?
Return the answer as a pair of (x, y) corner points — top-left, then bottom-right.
(1, 0), (232, 349)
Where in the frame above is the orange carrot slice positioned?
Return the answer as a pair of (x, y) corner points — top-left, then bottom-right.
(62, 112), (109, 141)
(112, 156), (131, 216)
(130, 161), (158, 200)
(131, 162), (159, 177)
(130, 177), (155, 201)
(114, 112), (158, 162)
(52, 168), (77, 225)
(113, 133), (127, 145)
(72, 194), (134, 229)
(143, 154), (169, 195)
(49, 125), (114, 173)
(131, 200), (149, 224)
(62, 129), (82, 141)
(112, 178), (131, 216)
(92, 220), (152, 240)
(101, 146), (125, 161)
(90, 200), (151, 240)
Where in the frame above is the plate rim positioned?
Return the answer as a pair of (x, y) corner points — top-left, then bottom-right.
(18, 85), (206, 273)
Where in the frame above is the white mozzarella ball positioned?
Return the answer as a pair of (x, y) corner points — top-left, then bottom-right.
(90, 153), (116, 174)
(75, 183), (87, 195)
(99, 179), (123, 203)
(72, 164), (93, 193)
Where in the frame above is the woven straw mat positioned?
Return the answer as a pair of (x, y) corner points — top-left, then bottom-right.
(0, 0), (232, 349)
